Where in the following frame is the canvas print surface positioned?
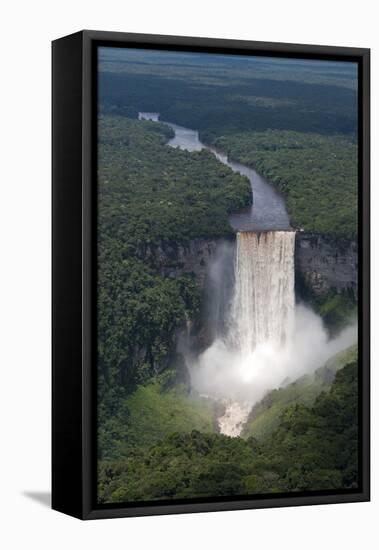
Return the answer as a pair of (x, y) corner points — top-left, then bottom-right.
(96, 47), (359, 504)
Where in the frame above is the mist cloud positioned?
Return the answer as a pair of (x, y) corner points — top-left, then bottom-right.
(189, 304), (357, 407)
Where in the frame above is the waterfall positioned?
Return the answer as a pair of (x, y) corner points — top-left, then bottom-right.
(191, 230), (296, 437)
(228, 231), (296, 354)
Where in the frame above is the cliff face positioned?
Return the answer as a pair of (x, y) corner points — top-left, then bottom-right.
(135, 232), (357, 370)
(140, 232), (357, 299)
(295, 233), (357, 297)
(139, 238), (223, 288)
(139, 238), (235, 351)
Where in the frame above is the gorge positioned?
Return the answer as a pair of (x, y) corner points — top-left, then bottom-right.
(229, 231), (295, 354)
(138, 112), (356, 437)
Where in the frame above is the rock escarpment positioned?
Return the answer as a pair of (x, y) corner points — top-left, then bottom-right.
(139, 233), (357, 299)
(138, 238), (224, 288)
(295, 233), (357, 297)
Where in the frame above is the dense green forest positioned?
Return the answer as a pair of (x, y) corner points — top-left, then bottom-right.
(99, 50), (357, 141)
(214, 130), (357, 238)
(99, 49), (358, 239)
(97, 49), (359, 504)
(98, 115), (251, 245)
(242, 345), (357, 440)
(97, 113), (250, 440)
(98, 356), (358, 502)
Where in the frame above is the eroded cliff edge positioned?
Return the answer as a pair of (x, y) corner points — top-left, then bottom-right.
(295, 232), (357, 298)
(138, 233), (357, 299)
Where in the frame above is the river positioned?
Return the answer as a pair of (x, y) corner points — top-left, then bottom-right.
(138, 112), (292, 436)
(139, 112), (291, 232)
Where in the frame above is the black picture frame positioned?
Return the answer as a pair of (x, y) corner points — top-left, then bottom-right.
(52, 30), (370, 520)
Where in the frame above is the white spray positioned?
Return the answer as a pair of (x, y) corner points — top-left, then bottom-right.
(190, 230), (357, 437)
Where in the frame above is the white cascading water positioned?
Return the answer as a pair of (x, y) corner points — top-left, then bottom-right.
(190, 215), (356, 437)
(216, 230), (296, 436)
(191, 226), (356, 437)
(229, 231), (296, 354)
(139, 114), (357, 438)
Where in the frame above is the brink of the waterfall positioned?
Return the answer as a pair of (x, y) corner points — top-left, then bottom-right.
(228, 230), (296, 355)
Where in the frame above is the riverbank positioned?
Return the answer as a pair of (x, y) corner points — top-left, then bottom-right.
(139, 112), (291, 232)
